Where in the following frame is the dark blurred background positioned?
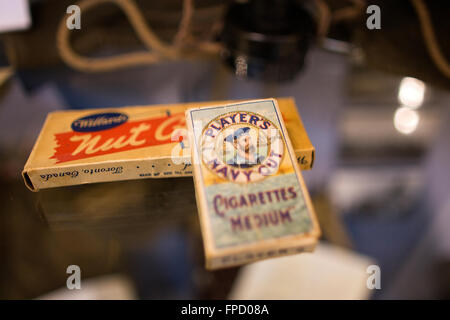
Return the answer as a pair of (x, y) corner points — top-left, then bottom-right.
(0, 0), (449, 299)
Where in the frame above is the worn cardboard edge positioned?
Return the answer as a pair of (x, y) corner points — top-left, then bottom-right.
(186, 98), (321, 270)
(186, 107), (216, 264)
(23, 150), (312, 192)
(22, 155), (192, 192)
(206, 237), (318, 270)
(286, 97), (315, 170)
(22, 113), (55, 191)
(22, 148), (311, 192)
(22, 171), (35, 191)
(271, 97), (321, 239)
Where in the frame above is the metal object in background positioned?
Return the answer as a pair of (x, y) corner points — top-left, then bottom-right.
(221, 0), (318, 82)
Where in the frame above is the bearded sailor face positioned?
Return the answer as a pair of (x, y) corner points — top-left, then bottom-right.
(223, 126), (258, 166)
(235, 134), (252, 154)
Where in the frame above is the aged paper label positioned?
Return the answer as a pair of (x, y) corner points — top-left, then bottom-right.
(187, 99), (320, 269)
(23, 98), (314, 191)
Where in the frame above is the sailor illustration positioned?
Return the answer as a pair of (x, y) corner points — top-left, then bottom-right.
(224, 127), (264, 168)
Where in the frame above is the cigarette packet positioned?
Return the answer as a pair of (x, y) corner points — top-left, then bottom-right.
(186, 98), (320, 269)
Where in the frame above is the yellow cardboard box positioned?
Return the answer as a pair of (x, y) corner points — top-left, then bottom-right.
(23, 98), (314, 191)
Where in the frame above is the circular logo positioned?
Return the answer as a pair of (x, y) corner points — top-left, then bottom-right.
(71, 112), (128, 132)
(201, 111), (284, 183)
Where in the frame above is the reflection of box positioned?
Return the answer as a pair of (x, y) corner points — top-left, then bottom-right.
(23, 98), (314, 191)
(37, 178), (198, 231)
